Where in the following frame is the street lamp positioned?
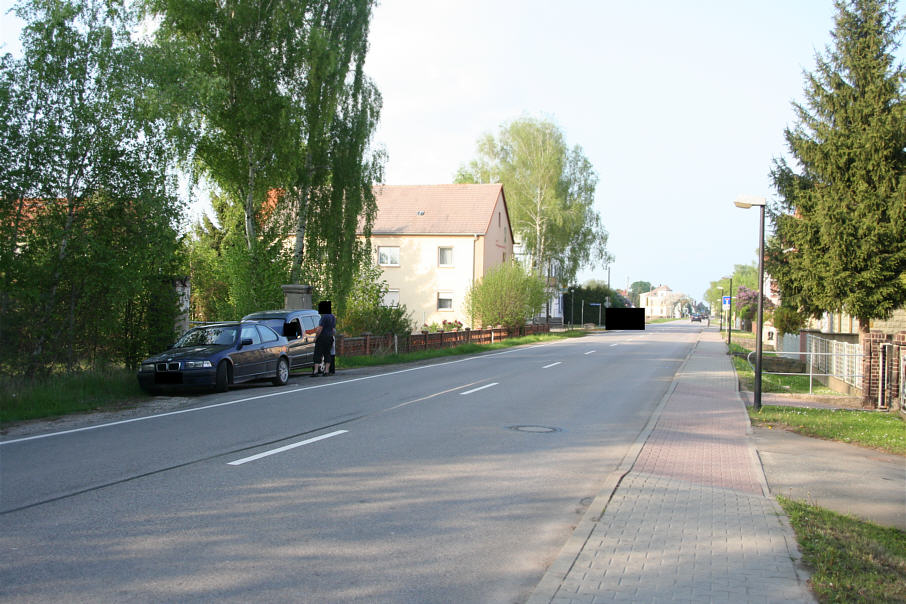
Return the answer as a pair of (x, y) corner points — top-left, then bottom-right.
(734, 194), (767, 412)
(717, 286), (724, 333)
(724, 276), (733, 349)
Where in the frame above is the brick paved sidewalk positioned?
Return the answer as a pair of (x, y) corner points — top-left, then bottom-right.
(530, 331), (814, 604)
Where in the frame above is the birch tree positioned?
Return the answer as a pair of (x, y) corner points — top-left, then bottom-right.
(456, 117), (611, 288)
(0, 0), (182, 374)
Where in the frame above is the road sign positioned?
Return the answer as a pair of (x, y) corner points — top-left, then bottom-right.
(722, 296), (731, 309)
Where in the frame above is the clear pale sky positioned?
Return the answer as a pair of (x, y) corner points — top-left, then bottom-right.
(3, 1), (904, 300)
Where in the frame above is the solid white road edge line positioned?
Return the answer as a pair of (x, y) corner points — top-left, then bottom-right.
(2, 338), (579, 446)
(228, 430), (348, 466)
(460, 383), (499, 395)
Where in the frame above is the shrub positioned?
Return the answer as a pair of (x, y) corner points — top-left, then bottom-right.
(465, 261), (546, 329)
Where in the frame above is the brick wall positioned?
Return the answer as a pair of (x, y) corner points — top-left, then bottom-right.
(894, 332), (905, 414)
(861, 330), (905, 410)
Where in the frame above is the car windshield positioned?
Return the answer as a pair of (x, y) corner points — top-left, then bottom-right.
(175, 326), (238, 347)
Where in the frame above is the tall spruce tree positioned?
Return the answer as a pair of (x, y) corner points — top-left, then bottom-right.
(767, 0), (906, 342)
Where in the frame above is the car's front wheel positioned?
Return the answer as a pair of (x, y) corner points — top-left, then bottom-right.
(215, 361), (230, 392)
(273, 357), (289, 386)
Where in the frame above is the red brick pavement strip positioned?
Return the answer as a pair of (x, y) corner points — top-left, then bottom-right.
(530, 330), (814, 603)
(633, 384), (764, 495)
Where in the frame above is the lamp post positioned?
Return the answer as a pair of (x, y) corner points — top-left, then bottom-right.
(717, 286), (724, 333)
(726, 276), (733, 349)
(734, 194), (767, 412)
(570, 288), (574, 328)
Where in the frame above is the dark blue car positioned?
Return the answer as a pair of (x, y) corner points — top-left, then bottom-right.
(137, 322), (290, 394)
(241, 309), (320, 370)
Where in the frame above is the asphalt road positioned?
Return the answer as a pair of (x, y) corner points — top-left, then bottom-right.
(0, 324), (699, 603)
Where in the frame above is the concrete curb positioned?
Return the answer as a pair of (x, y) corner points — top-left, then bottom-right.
(526, 333), (700, 604)
(733, 355), (815, 597)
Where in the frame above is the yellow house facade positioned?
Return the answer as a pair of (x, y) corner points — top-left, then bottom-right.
(363, 184), (514, 329)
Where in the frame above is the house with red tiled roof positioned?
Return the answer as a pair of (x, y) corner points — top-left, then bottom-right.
(361, 184), (514, 328)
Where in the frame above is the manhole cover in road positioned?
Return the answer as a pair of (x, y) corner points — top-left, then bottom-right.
(507, 425), (561, 433)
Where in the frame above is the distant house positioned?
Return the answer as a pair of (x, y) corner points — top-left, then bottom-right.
(362, 184), (514, 329)
(639, 285), (685, 319)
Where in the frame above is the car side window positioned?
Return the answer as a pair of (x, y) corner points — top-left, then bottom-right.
(241, 325), (262, 345)
(286, 319), (302, 340)
(302, 316), (317, 334)
(257, 325), (278, 343)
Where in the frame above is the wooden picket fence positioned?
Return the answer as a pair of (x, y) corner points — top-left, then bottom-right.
(335, 325), (551, 358)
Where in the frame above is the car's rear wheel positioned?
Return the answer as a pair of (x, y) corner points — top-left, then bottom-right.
(273, 357), (289, 386)
(215, 361), (230, 392)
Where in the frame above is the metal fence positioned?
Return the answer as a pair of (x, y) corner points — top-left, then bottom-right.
(806, 334), (862, 389)
(750, 333), (862, 394)
(901, 354), (905, 413)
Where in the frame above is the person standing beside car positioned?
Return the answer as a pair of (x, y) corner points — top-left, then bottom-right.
(312, 300), (336, 376)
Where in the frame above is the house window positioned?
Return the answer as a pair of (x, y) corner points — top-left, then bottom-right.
(382, 289), (400, 307)
(378, 246), (400, 266)
(437, 292), (453, 311)
(438, 246), (453, 267)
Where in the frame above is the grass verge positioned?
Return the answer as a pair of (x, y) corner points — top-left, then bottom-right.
(778, 495), (906, 603)
(1, 368), (147, 425)
(748, 405), (905, 455)
(729, 342), (842, 396)
(2, 330), (588, 424)
(337, 330), (586, 369)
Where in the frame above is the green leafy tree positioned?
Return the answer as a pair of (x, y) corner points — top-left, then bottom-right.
(150, 0), (383, 318)
(767, 0), (906, 342)
(703, 263), (758, 310)
(563, 281), (627, 325)
(465, 261), (546, 330)
(455, 117), (611, 289)
(0, 0), (183, 375)
(629, 280), (652, 307)
(338, 258), (413, 336)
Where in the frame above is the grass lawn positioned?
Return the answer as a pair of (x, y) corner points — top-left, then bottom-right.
(1, 368), (148, 424)
(729, 342), (843, 396)
(778, 496), (906, 603)
(748, 405), (905, 456)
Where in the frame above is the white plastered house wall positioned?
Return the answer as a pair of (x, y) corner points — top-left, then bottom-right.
(639, 285), (686, 318)
(362, 184), (514, 329)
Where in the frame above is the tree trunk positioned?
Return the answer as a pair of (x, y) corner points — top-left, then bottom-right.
(244, 147), (258, 252)
(290, 183), (309, 284)
(28, 199), (78, 375)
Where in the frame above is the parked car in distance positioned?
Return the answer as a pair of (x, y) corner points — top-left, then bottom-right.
(241, 309), (320, 370)
(138, 322), (290, 394)
(690, 314), (701, 322)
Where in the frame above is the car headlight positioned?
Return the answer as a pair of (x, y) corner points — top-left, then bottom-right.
(140, 363), (156, 373)
(184, 360), (213, 369)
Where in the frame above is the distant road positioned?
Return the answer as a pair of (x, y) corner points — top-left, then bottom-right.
(1, 323), (701, 603)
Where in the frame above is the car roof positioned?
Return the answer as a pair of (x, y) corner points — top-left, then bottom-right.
(241, 309), (319, 320)
(190, 320), (275, 328)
